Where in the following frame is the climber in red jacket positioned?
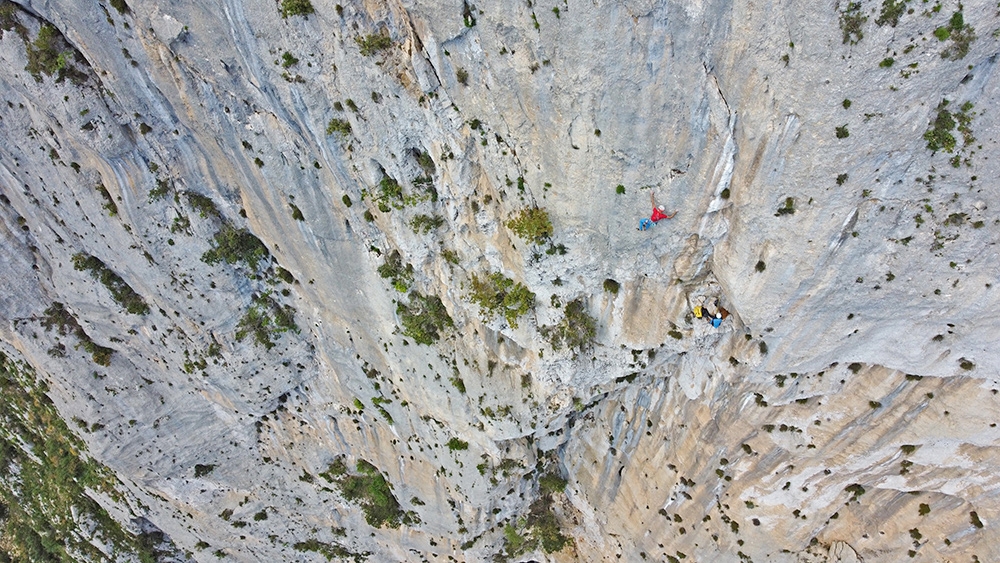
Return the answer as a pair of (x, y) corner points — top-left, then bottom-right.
(650, 191), (676, 222)
(639, 191), (676, 230)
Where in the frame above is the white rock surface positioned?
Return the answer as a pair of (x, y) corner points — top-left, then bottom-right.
(1, 0), (1000, 560)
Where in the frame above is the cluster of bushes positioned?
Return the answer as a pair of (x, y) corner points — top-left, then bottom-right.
(397, 292), (453, 345)
(235, 294), (298, 350)
(201, 224), (271, 271)
(506, 207), (553, 245)
(25, 23), (86, 84)
(280, 0), (314, 18)
(318, 458), (418, 528)
(539, 299), (597, 356)
(377, 250), (414, 293)
(500, 468), (572, 557)
(935, 10), (976, 60)
(326, 118), (351, 138)
(292, 538), (367, 561)
(41, 302), (114, 365)
(356, 32), (392, 56)
(467, 271), (535, 328)
(0, 352), (171, 561)
(924, 99), (975, 161)
(72, 253), (149, 315)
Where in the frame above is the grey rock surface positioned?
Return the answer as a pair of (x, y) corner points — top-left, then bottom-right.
(1, 0), (1000, 560)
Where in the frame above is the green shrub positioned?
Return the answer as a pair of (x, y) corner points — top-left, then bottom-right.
(72, 253), (149, 315)
(839, 2), (867, 45)
(603, 278), (620, 295)
(376, 176), (403, 207)
(148, 179), (171, 202)
(845, 483), (866, 501)
(0, 353), (181, 561)
(280, 51), (298, 68)
(41, 302), (114, 365)
(409, 214), (444, 234)
(959, 358), (975, 370)
(171, 215), (191, 234)
(342, 194), (353, 207)
(774, 197), (795, 216)
(540, 299), (597, 355)
(194, 464), (215, 477)
(331, 459), (405, 528)
(109, 0), (130, 14)
(879, 57), (894, 67)
(201, 224), (271, 271)
(441, 249), (460, 265)
(186, 191), (219, 218)
(923, 99), (974, 153)
(289, 202), (304, 221)
(356, 32), (392, 56)
(456, 68), (468, 85)
(25, 24), (81, 83)
(234, 294), (298, 350)
(292, 539), (359, 560)
(447, 437), (469, 451)
(326, 118), (351, 138)
(875, 0), (907, 27)
(835, 125), (849, 139)
(970, 511), (984, 528)
(842, 98), (852, 109)
(275, 267), (295, 284)
(539, 472), (567, 495)
(467, 271), (535, 328)
(615, 184), (625, 195)
(836, 173), (849, 185)
(415, 150), (435, 175)
(755, 260), (766, 272)
(936, 11), (976, 60)
(0, 2), (22, 35)
(506, 206), (553, 245)
(377, 250), (414, 292)
(95, 184), (117, 216)
(528, 499), (570, 553)
(280, 0), (314, 18)
(397, 292), (453, 345)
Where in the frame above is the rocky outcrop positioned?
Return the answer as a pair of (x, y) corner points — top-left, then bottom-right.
(1, 0), (999, 561)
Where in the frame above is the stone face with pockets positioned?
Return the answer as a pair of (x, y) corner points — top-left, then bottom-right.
(0, 0), (998, 560)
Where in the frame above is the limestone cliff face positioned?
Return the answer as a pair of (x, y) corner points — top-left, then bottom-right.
(1, 0), (1000, 560)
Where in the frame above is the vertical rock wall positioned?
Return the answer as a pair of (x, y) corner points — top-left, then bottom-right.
(0, 0), (999, 561)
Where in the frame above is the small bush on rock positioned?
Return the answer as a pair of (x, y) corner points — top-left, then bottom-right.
(506, 206), (553, 245)
(280, 0), (314, 18)
(540, 299), (597, 356)
(202, 224), (271, 271)
(467, 271), (535, 328)
(397, 292), (453, 345)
